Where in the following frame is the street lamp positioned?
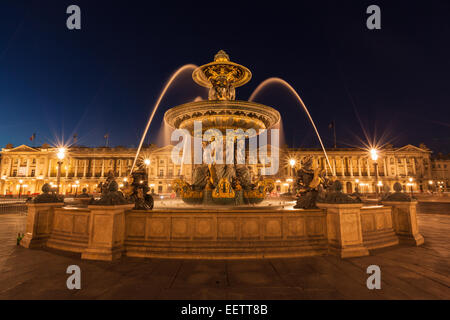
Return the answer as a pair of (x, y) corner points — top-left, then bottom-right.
(56, 147), (66, 195)
(355, 179), (360, 193)
(408, 177), (414, 197)
(144, 158), (151, 181)
(289, 158), (296, 177)
(75, 180), (80, 197)
(18, 179), (23, 198)
(370, 148), (379, 196)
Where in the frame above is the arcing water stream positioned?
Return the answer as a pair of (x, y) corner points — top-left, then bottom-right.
(131, 64), (198, 172)
(249, 77), (336, 176)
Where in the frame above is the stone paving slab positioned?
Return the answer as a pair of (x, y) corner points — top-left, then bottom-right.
(0, 210), (449, 300)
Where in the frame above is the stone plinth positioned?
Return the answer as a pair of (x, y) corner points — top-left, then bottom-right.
(47, 207), (90, 253)
(21, 202), (64, 248)
(81, 204), (134, 261)
(360, 206), (399, 249)
(317, 203), (369, 258)
(382, 201), (424, 246)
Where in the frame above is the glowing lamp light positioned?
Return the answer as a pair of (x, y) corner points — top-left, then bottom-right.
(428, 180), (433, 185)
(409, 177), (413, 182)
(370, 148), (378, 161)
(144, 159), (151, 166)
(19, 179), (23, 184)
(123, 178), (128, 182)
(377, 181), (383, 186)
(289, 159), (296, 167)
(57, 147), (66, 160)
(286, 178), (293, 183)
(75, 180), (80, 184)
(275, 179), (281, 183)
(355, 179), (360, 183)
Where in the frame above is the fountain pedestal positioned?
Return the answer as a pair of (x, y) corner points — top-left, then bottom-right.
(21, 202), (64, 248)
(382, 201), (424, 246)
(81, 204), (134, 261)
(317, 203), (369, 258)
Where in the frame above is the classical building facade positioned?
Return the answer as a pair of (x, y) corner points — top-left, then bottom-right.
(431, 153), (450, 192)
(0, 143), (442, 196)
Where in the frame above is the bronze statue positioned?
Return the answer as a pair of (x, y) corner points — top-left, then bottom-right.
(121, 169), (154, 210)
(91, 171), (129, 205)
(383, 182), (413, 202)
(78, 187), (90, 198)
(293, 156), (328, 209)
(33, 183), (63, 203)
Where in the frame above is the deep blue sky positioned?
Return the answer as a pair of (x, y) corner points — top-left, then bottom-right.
(0, 0), (449, 153)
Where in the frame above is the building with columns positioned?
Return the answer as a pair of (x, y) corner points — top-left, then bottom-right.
(431, 153), (450, 192)
(0, 143), (440, 196)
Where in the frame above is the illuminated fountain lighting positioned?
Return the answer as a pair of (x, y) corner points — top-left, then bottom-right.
(131, 64), (199, 173)
(249, 77), (335, 176)
(163, 50), (280, 206)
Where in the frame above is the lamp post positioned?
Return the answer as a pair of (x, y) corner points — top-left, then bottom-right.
(75, 180), (79, 197)
(370, 149), (379, 196)
(144, 158), (151, 182)
(355, 179), (360, 193)
(289, 158), (296, 176)
(428, 180), (433, 193)
(408, 177), (413, 197)
(18, 179), (23, 198)
(56, 148), (66, 195)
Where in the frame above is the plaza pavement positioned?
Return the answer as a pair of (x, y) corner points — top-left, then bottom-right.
(0, 204), (449, 300)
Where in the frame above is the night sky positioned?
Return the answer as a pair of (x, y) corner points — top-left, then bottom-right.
(0, 0), (449, 153)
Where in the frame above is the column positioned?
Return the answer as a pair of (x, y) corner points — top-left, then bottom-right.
(367, 158), (371, 177)
(358, 157), (362, 176)
(383, 158), (388, 177)
(26, 159), (30, 177)
(403, 158), (408, 176)
(341, 157), (345, 176)
(74, 159), (78, 177)
(412, 157), (416, 175)
(332, 157), (336, 176)
(48, 159), (52, 177)
(7, 157), (12, 177)
(394, 156), (399, 177)
(83, 159), (87, 177)
(101, 159), (105, 177)
(17, 158), (21, 176)
(349, 157), (354, 177)
(92, 159), (96, 177)
(118, 159), (122, 177)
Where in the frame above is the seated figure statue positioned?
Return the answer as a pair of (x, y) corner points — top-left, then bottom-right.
(293, 156), (325, 209)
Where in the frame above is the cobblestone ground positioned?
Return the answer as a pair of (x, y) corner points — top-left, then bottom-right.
(0, 206), (449, 300)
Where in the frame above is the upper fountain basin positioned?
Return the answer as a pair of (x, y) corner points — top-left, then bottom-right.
(164, 100), (281, 134)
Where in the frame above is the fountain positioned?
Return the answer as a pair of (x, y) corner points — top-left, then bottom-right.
(164, 50), (280, 206)
(20, 50), (424, 260)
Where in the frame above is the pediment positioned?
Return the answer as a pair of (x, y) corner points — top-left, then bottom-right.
(8, 145), (40, 152)
(395, 144), (430, 153)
